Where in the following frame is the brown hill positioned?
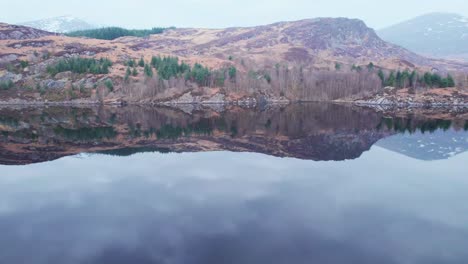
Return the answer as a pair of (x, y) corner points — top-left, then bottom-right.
(0, 22), (57, 40)
(0, 18), (467, 104)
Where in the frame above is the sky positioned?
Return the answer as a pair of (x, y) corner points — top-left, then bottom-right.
(1, 0), (468, 30)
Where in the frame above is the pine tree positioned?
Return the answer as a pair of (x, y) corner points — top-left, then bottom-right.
(125, 67), (131, 81)
(447, 74), (455, 87)
(386, 71), (396, 87)
(138, 57), (145, 67)
(228, 66), (237, 81)
(144, 64), (153, 77)
(132, 67), (138, 76)
(377, 69), (385, 86)
(335, 63), (341, 71)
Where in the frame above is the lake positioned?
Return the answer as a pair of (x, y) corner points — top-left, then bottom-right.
(0, 103), (467, 264)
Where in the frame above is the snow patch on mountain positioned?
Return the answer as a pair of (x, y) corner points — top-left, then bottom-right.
(20, 16), (97, 33)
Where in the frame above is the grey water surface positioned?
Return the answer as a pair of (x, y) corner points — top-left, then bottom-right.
(0, 104), (467, 264)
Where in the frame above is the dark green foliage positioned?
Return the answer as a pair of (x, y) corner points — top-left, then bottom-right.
(138, 57), (145, 67)
(104, 79), (114, 91)
(228, 66), (237, 81)
(447, 74), (455, 87)
(422, 72), (455, 88)
(0, 116), (19, 127)
(144, 64), (153, 77)
(228, 55), (233, 61)
(47, 57), (112, 76)
(409, 71), (417, 87)
(66, 27), (171, 40)
(423, 72), (433, 86)
(335, 63), (341, 71)
(188, 63), (211, 86)
(19, 60), (29, 68)
(465, 121), (468, 131)
(132, 67), (138, 76)
(97, 146), (171, 156)
(126, 59), (136, 67)
(264, 73), (272, 84)
(54, 126), (117, 141)
(125, 67), (131, 81)
(0, 80), (14, 90)
(151, 56), (189, 80)
(378, 70), (455, 89)
(377, 69), (385, 85)
(351, 64), (362, 72)
(385, 71), (396, 87)
(377, 117), (453, 134)
(367, 62), (374, 71)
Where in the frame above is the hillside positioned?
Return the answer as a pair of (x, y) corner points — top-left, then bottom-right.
(0, 18), (468, 105)
(20, 16), (97, 33)
(378, 13), (468, 59)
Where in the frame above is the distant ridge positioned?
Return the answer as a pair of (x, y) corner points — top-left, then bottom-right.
(20, 16), (97, 33)
(378, 13), (468, 59)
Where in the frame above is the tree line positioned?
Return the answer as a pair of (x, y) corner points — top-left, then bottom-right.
(66, 27), (173, 40)
(47, 57), (113, 76)
(377, 69), (455, 88)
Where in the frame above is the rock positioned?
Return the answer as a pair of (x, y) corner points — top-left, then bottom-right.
(42, 79), (68, 90)
(0, 71), (22, 83)
(55, 71), (72, 79)
(202, 93), (225, 104)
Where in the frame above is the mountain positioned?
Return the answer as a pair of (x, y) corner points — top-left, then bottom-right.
(376, 130), (468, 160)
(378, 13), (468, 59)
(20, 16), (97, 33)
(0, 22), (55, 40)
(0, 18), (467, 105)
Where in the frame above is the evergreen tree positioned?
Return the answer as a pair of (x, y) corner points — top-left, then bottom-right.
(409, 71), (417, 87)
(125, 67), (131, 81)
(138, 57), (145, 67)
(144, 64), (153, 77)
(423, 72), (433, 87)
(228, 66), (237, 81)
(386, 71), (396, 87)
(377, 69), (385, 86)
(447, 74), (455, 87)
(335, 63), (341, 71)
(67, 27), (171, 40)
(367, 62), (374, 72)
(132, 67), (138, 76)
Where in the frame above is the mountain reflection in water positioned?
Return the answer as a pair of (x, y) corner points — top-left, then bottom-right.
(1, 103), (468, 264)
(0, 103), (467, 165)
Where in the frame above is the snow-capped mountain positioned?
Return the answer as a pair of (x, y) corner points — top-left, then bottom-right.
(20, 16), (97, 33)
(376, 129), (468, 161)
(378, 13), (468, 59)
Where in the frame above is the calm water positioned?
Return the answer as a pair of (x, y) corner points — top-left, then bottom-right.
(0, 104), (467, 264)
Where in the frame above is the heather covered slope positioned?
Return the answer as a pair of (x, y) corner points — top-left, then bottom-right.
(0, 18), (467, 105)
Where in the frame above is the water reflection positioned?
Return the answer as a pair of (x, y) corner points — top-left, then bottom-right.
(1, 104), (468, 264)
(0, 103), (467, 164)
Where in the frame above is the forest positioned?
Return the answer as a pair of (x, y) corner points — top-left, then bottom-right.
(47, 57), (113, 76)
(66, 27), (172, 40)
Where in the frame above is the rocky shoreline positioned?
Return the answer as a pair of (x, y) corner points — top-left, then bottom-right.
(1, 87), (468, 109)
(337, 87), (468, 108)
